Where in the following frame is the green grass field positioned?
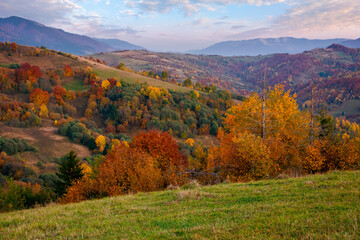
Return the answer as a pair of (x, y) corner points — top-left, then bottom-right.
(1, 171), (359, 239)
(63, 79), (91, 92)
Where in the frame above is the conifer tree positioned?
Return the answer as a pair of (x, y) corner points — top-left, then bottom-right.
(55, 150), (84, 196)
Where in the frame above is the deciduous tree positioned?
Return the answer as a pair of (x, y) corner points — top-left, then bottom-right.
(29, 88), (49, 106)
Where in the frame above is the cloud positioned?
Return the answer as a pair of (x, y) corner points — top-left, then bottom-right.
(126, 0), (287, 16)
(73, 13), (101, 20)
(192, 18), (211, 26)
(0, 0), (143, 40)
(214, 21), (228, 25)
(231, 25), (246, 29)
(64, 19), (144, 39)
(273, 0), (360, 35)
(119, 9), (138, 16)
(96, 25), (143, 36)
(230, 0), (360, 39)
(0, 0), (79, 24)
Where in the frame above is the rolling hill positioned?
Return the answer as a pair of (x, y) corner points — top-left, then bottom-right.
(0, 43), (197, 177)
(0, 44), (188, 93)
(0, 16), (144, 55)
(1, 170), (359, 239)
(189, 37), (348, 56)
(92, 44), (360, 121)
(340, 38), (360, 48)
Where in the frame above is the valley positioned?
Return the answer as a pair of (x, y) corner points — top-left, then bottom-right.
(92, 45), (360, 121)
(1, 0), (360, 238)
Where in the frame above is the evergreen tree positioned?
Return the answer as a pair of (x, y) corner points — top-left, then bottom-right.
(184, 78), (192, 87)
(161, 71), (168, 80)
(55, 150), (84, 196)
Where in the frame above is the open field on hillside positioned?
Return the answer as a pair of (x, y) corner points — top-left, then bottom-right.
(94, 68), (190, 92)
(1, 171), (359, 239)
(78, 56), (191, 92)
(62, 77), (91, 92)
(332, 99), (360, 118)
(0, 47), (190, 93)
(0, 51), (86, 70)
(0, 121), (91, 173)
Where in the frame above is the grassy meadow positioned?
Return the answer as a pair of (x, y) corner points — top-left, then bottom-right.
(93, 67), (191, 93)
(1, 170), (359, 239)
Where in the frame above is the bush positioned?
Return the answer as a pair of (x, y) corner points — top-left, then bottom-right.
(0, 179), (55, 212)
(0, 137), (37, 155)
(58, 121), (96, 150)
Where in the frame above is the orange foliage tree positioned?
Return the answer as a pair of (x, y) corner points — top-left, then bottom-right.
(96, 143), (163, 196)
(16, 63), (42, 83)
(131, 130), (188, 186)
(52, 86), (67, 105)
(11, 42), (17, 52)
(64, 65), (73, 78)
(29, 88), (49, 106)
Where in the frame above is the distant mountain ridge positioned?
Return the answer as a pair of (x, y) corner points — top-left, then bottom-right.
(94, 38), (144, 51)
(189, 37), (351, 56)
(339, 38), (360, 49)
(0, 16), (144, 55)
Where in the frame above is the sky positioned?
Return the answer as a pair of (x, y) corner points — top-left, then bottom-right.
(0, 0), (359, 52)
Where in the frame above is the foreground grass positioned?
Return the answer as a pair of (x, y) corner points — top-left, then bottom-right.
(1, 171), (359, 239)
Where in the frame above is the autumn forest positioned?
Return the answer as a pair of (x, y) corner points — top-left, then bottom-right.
(0, 41), (358, 215)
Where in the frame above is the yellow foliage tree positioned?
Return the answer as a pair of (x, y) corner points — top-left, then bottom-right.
(111, 139), (121, 150)
(185, 138), (195, 147)
(95, 135), (106, 152)
(80, 163), (92, 176)
(141, 86), (169, 100)
(101, 79), (110, 90)
(302, 140), (326, 174)
(207, 130), (273, 182)
(39, 104), (48, 118)
(223, 85), (310, 172)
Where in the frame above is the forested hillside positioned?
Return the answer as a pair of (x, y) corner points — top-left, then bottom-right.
(92, 45), (360, 121)
(0, 43), (232, 211)
(0, 42), (359, 214)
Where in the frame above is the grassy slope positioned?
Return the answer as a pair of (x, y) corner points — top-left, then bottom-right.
(80, 56), (191, 93)
(93, 67), (190, 93)
(0, 121), (91, 174)
(331, 99), (360, 118)
(1, 171), (359, 239)
(0, 46), (190, 93)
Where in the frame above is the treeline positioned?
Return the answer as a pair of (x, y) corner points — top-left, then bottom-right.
(1, 86), (360, 211)
(83, 74), (231, 138)
(43, 86), (359, 205)
(0, 137), (58, 212)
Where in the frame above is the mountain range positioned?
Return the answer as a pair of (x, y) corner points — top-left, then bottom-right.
(190, 37), (360, 56)
(0, 16), (144, 55)
(1, 16), (360, 57)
